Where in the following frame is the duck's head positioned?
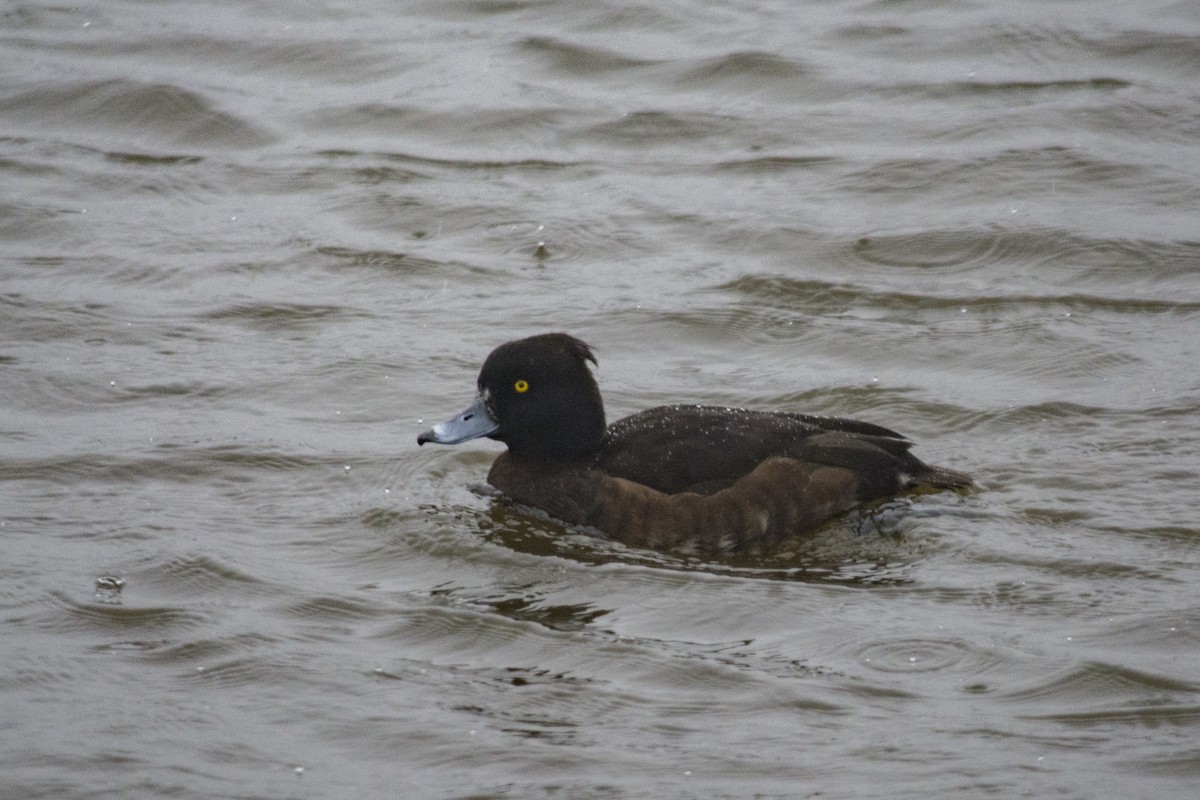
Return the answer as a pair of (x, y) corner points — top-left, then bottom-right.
(417, 333), (606, 460)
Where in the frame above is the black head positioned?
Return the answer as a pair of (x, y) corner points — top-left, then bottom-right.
(418, 333), (607, 460)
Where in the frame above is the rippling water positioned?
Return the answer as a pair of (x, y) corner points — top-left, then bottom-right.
(3, 1), (1199, 797)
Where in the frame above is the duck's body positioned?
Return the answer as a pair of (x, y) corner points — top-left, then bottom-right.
(418, 333), (970, 554)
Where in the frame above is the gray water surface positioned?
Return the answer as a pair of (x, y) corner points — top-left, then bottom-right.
(3, 1), (1199, 798)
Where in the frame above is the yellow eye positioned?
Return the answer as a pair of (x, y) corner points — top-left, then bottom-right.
(514, 379), (529, 393)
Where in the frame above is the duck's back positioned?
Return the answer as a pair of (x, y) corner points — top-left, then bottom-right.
(595, 405), (968, 499)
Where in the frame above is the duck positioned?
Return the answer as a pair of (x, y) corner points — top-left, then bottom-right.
(418, 333), (971, 554)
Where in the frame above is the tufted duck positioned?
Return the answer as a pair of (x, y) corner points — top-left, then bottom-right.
(418, 333), (971, 554)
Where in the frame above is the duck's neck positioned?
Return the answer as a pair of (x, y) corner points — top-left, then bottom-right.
(501, 386), (606, 460)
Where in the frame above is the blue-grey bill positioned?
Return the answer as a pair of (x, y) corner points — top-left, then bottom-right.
(417, 394), (498, 445)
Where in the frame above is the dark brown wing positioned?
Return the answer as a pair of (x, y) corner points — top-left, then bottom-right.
(595, 405), (969, 499)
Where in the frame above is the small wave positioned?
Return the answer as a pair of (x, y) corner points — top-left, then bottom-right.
(0, 78), (272, 149)
(1003, 660), (1200, 720)
(40, 589), (206, 636)
(202, 301), (370, 330)
(518, 35), (657, 74)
